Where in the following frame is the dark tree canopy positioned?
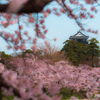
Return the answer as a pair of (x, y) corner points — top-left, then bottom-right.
(61, 40), (87, 66)
(61, 38), (100, 66)
(88, 38), (100, 67)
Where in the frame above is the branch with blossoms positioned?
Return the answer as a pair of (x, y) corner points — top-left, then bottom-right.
(0, 0), (99, 34)
(0, 0), (99, 53)
(56, 0), (99, 33)
(0, 74), (20, 99)
(0, 0), (99, 14)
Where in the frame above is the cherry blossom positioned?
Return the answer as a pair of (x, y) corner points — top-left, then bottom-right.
(0, 0), (99, 100)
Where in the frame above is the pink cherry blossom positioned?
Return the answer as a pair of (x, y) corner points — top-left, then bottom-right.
(43, 12), (49, 18)
(70, 96), (79, 100)
(46, 8), (51, 14)
(85, 0), (94, 4)
(54, 38), (57, 41)
(41, 25), (46, 29)
(44, 29), (48, 34)
(86, 92), (93, 98)
(45, 40), (49, 45)
(33, 37), (37, 44)
(20, 44), (26, 51)
(19, 25), (23, 30)
(0, 0), (99, 100)
(40, 19), (45, 24)
(0, 63), (4, 73)
(31, 45), (37, 53)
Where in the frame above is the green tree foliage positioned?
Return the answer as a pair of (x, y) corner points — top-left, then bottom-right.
(0, 51), (12, 64)
(61, 40), (87, 66)
(61, 38), (100, 67)
(16, 49), (43, 58)
(87, 38), (100, 67)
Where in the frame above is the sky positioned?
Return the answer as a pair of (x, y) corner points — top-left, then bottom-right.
(0, 1), (100, 54)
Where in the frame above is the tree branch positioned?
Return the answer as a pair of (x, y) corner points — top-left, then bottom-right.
(0, 0), (53, 14)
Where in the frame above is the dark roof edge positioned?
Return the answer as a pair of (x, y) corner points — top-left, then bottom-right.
(69, 31), (89, 39)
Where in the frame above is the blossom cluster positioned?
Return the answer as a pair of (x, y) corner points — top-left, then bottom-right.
(0, 0), (99, 100)
(0, 53), (100, 100)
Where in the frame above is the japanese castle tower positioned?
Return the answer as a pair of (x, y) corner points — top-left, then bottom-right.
(69, 31), (89, 44)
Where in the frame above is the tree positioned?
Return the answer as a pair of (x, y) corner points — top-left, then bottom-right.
(0, 0), (100, 100)
(61, 38), (100, 67)
(87, 38), (100, 67)
(61, 40), (88, 66)
(2, 54), (100, 99)
(0, 51), (12, 64)
(0, 0), (99, 52)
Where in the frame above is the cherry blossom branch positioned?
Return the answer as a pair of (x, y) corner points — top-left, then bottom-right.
(0, 74), (20, 99)
(0, 32), (16, 53)
(0, 73), (34, 100)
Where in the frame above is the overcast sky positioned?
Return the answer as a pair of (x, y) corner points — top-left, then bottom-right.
(0, 1), (100, 54)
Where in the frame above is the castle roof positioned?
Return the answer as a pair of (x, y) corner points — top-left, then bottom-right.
(69, 31), (89, 39)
